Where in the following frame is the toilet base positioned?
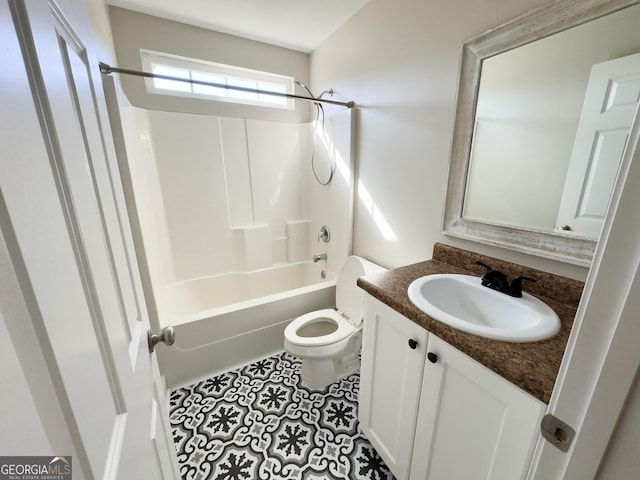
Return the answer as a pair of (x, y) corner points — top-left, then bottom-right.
(297, 332), (362, 390)
(301, 358), (337, 390)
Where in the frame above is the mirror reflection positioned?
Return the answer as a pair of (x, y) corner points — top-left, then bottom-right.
(463, 4), (640, 240)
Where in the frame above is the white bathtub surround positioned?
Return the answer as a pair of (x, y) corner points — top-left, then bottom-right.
(220, 117), (254, 226)
(113, 93), (356, 386)
(121, 107), (353, 282)
(117, 103), (174, 291)
(308, 109), (356, 274)
(164, 262), (334, 322)
(232, 224), (273, 271)
(286, 220), (312, 262)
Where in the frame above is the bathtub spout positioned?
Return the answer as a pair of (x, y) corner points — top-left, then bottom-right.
(313, 253), (327, 262)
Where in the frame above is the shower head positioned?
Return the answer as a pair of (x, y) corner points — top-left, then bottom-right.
(294, 79), (335, 186)
(294, 80), (333, 100)
(317, 88), (334, 99)
(294, 79), (315, 98)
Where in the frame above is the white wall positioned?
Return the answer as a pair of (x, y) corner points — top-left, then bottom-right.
(310, 0), (589, 280)
(310, 2), (640, 476)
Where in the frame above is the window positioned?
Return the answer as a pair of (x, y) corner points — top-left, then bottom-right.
(140, 50), (295, 110)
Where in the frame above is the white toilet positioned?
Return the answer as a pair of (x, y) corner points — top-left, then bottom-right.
(284, 255), (385, 389)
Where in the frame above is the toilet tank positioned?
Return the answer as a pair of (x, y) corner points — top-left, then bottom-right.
(336, 256), (386, 325)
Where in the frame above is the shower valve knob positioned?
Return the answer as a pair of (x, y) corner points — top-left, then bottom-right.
(317, 225), (331, 243)
(148, 326), (176, 353)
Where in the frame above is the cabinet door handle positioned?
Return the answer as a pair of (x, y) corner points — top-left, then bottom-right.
(408, 339), (418, 349)
(427, 352), (438, 363)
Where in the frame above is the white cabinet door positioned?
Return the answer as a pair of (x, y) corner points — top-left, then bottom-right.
(359, 297), (428, 480)
(412, 335), (544, 480)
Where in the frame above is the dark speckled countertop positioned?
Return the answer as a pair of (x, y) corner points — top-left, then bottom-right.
(357, 243), (585, 404)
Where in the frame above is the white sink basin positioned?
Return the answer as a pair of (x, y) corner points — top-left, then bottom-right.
(407, 274), (560, 342)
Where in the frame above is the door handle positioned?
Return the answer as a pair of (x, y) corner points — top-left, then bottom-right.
(148, 326), (176, 353)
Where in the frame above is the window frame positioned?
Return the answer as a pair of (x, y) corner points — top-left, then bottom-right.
(140, 49), (295, 110)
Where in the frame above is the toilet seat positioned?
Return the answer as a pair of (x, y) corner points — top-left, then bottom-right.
(283, 256), (386, 389)
(284, 309), (357, 347)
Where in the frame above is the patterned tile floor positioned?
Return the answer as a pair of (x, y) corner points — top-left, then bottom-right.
(169, 351), (395, 480)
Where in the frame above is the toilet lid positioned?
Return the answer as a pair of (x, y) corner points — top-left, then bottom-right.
(284, 309), (355, 347)
(336, 256), (368, 323)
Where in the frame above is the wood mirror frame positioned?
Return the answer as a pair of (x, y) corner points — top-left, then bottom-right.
(443, 0), (639, 267)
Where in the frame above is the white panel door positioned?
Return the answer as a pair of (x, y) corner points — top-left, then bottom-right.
(359, 297), (428, 480)
(1, 0), (178, 478)
(412, 335), (544, 480)
(556, 52), (640, 238)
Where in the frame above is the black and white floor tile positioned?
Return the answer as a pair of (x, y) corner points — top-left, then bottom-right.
(169, 351), (395, 480)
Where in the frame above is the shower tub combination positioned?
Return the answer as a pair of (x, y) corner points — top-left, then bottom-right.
(105, 80), (355, 388)
(157, 261), (336, 387)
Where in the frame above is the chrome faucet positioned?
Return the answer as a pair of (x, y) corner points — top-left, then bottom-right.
(313, 253), (327, 262)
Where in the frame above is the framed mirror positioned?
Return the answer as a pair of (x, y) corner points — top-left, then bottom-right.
(443, 0), (640, 266)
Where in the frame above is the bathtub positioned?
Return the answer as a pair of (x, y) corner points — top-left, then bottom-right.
(156, 261), (337, 387)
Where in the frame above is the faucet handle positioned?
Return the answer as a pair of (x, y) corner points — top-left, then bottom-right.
(474, 260), (494, 273)
(475, 260), (509, 291)
(317, 225), (331, 243)
(508, 276), (537, 297)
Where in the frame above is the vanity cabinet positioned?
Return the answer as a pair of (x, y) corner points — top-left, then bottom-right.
(359, 296), (545, 480)
(358, 296), (428, 480)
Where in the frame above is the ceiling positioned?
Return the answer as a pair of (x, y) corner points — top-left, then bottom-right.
(106, 0), (370, 53)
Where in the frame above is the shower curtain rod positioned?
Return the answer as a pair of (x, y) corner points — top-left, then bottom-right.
(99, 62), (355, 109)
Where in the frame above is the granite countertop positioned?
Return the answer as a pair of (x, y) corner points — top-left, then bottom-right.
(357, 246), (583, 404)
